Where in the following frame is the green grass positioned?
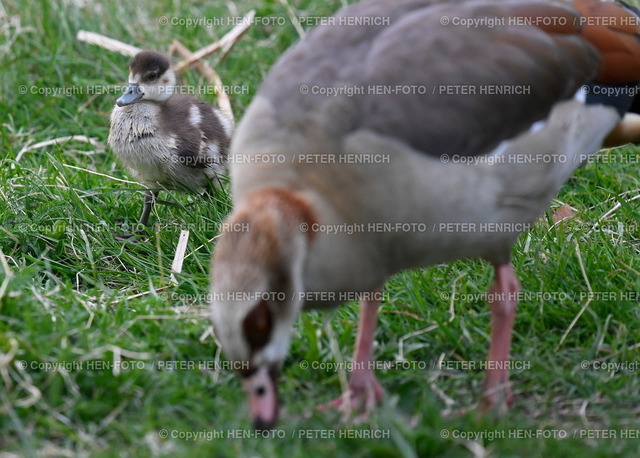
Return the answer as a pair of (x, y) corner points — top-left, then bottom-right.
(1, 0), (640, 456)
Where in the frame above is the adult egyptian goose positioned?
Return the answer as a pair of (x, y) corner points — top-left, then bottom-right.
(108, 51), (232, 228)
(210, 0), (640, 429)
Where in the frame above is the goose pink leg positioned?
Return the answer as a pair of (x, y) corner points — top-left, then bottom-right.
(481, 263), (519, 414)
(320, 293), (383, 417)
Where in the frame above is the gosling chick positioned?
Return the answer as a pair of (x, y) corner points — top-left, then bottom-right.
(108, 50), (232, 228)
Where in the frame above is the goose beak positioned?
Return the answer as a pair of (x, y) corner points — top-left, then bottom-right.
(242, 366), (279, 430)
(116, 83), (143, 106)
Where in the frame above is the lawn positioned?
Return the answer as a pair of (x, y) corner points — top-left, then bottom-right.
(1, 0), (639, 456)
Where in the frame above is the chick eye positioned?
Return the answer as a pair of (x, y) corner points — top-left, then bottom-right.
(147, 72), (158, 82)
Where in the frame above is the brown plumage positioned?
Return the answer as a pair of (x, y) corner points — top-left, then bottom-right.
(574, 0), (640, 83)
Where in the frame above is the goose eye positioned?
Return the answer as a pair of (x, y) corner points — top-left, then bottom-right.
(147, 72), (158, 82)
(242, 299), (273, 352)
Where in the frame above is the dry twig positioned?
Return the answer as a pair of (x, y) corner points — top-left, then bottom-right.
(173, 10), (255, 73)
(170, 40), (234, 121)
(76, 30), (141, 57)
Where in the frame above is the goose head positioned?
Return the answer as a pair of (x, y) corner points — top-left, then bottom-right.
(210, 188), (315, 429)
(116, 51), (176, 107)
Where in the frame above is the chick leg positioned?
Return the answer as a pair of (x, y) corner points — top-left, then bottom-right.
(139, 190), (158, 227)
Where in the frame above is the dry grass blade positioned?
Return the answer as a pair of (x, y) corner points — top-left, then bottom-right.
(76, 30), (142, 57)
(16, 136), (102, 162)
(170, 230), (190, 285)
(0, 249), (13, 303)
(556, 241), (593, 350)
(63, 164), (138, 185)
(278, 0), (305, 38)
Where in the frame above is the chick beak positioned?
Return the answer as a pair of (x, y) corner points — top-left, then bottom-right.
(242, 365), (279, 430)
(116, 83), (143, 107)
